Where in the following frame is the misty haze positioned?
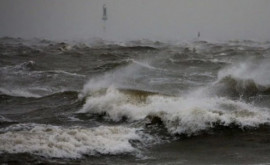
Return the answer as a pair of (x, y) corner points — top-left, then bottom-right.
(0, 0), (270, 165)
(1, 0), (270, 41)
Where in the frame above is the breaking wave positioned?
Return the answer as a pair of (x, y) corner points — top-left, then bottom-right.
(0, 123), (150, 158)
(218, 58), (270, 87)
(78, 56), (270, 136)
(214, 58), (270, 97)
(78, 87), (270, 135)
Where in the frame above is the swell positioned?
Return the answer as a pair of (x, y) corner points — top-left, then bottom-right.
(0, 61), (86, 77)
(170, 59), (226, 66)
(0, 90), (83, 126)
(0, 61), (86, 98)
(94, 45), (157, 51)
(0, 37), (157, 58)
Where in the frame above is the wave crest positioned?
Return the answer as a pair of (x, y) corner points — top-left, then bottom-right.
(79, 87), (270, 135)
(215, 58), (270, 98)
(214, 76), (270, 98)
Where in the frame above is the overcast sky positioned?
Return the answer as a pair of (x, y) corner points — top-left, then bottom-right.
(0, 0), (270, 41)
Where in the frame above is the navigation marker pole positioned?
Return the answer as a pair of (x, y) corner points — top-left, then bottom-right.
(102, 4), (108, 33)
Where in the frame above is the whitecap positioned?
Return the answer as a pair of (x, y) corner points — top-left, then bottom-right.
(0, 124), (147, 158)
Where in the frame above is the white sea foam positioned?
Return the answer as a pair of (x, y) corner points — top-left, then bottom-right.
(79, 87), (270, 135)
(0, 124), (145, 158)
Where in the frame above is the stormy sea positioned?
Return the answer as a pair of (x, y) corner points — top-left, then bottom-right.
(1, 37), (270, 165)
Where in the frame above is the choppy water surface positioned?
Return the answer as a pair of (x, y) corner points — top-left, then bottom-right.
(1, 37), (270, 164)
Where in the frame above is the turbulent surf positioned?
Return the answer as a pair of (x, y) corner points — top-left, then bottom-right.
(1, 37), (270, 164)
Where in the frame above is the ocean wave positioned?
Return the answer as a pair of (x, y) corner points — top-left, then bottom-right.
(214, 58), (270, 97)
(0, 115), (13, 123)
(0, 87), (79, 99)
(0, 61), (85, 78)
(217, 58), (270, 87)
(130, 59), (166, 71)
(97, 45), (157, 51)
(171, 59), (224, 66)
(34, 70), (86, 78)
(0, 61), (35, 71)
(0, 123), (149, 158)
(0, 61), (85, 98)
(214, 76), (270, 98)
(0, 87), (42, 98)
(78, 87), (270, 135)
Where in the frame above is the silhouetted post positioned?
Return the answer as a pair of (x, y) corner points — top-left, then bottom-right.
(102, 4), (108, 33)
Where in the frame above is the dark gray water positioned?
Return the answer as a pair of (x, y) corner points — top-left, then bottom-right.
(1, 37), (270, 164)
